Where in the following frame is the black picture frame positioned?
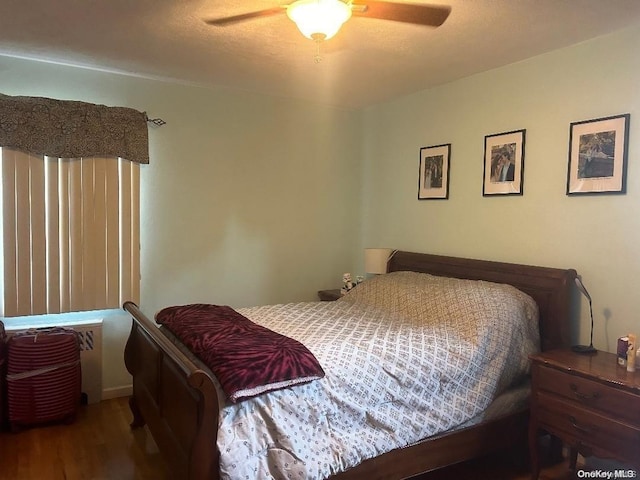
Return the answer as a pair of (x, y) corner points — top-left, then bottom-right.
(566, 114), (630, 195)
(482, 129), (526, 196)
(418, 143), (451, 200)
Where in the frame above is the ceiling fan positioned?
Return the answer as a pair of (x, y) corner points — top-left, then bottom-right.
(205, 1), (451, 43)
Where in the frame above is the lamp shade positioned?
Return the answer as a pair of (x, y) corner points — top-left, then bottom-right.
(286, 0), (352, 40)
(365, 248), (393, 274)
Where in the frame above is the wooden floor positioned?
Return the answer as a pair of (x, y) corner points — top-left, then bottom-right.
(0, 397), (578, 480)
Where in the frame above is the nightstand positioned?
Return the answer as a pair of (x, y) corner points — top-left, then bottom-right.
(317, 289), (342, 301)
(529, 349), (640, 479)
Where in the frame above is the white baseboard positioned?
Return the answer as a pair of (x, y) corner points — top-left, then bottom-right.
(102, 385), (133, 400)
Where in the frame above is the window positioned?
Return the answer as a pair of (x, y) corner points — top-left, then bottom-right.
(1, 148), (140, 317)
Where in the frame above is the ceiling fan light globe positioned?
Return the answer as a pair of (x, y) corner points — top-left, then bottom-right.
(287, 0), (352, 40)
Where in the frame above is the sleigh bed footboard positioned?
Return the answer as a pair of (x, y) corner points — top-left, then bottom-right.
(124, 301), (221, 480)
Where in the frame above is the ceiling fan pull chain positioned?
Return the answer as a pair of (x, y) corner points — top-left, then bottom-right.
(312, 32), (325, 63)
(315, 39), (323, 63)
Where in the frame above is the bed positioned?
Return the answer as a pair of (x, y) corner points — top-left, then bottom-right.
(123, 251), (576, 479)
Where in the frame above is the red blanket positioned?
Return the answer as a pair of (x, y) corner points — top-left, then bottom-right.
(156, 304), (325, 402)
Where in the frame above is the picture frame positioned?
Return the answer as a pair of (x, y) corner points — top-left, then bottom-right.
(418, 143), (450, 200)
(482, 129), (526, 196)
(566, 114), (630, 195)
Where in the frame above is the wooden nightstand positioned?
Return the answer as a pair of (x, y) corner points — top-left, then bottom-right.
(529, 349), (640, 479)
(317, 289), (342, 301)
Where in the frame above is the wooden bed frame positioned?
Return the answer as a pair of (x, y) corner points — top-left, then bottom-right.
(123, 251), (577, 480)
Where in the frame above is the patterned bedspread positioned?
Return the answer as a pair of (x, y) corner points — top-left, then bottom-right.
(217, 271), (539, 479)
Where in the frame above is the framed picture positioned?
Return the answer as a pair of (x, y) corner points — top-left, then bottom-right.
(482, 129), (526, 196)
(566, 114), (630, 195)
(418, 143), (450, 200)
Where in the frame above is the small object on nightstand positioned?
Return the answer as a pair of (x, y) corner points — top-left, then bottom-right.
(341, 273), (356, 295)
(618, 336), (630, 366)
(317, 289), (342, 301)
(627, 345), (636, 372)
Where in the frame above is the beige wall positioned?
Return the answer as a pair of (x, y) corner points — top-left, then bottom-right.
(0, 56), (363, 393)
(361, 25), (640, 353)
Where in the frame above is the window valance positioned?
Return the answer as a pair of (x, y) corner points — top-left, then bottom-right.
(0, 93), (149, 164)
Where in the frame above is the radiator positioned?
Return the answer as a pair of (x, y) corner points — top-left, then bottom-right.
(5, 318), (103, 404)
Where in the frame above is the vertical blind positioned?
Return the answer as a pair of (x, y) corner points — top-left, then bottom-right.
(1, 147), (140, 317)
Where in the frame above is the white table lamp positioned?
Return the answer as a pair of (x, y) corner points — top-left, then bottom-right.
(364, 248), (394, 275)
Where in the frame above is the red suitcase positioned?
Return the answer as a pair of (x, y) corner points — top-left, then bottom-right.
(0, 320), (6, 430)
(7, 327), (81, 431)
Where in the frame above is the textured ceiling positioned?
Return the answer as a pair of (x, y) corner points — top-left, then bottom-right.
(1, 1), (640, 109)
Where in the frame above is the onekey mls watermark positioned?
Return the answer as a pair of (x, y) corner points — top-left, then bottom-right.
(576, 470), (638, 479)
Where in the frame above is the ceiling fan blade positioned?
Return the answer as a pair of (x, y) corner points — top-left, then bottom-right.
(204, 7), (286, 26)
(351, 1), (451, 27)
